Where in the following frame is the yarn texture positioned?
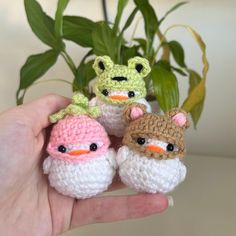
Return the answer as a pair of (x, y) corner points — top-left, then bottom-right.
(117, 146), (186, 193)
(91, 55), (152, 137)
(117, 107), (189, 193)
(50, 93), (100, 123)
(44, 149), (116, 199)
(123, 107), (189, 160)
(43, 93), (116, 199)
(90, 97), (151, 137)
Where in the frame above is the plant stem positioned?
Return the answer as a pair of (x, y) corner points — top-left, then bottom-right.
(130, 17), (142, 46)
(163, 24), (209, 79)
(155, 29), (170, 61)
(61, 51), (77, 75)
(152, 29), (170, 65)
(102, 0), (108, 22)
(16, 78), (73, 105)
(34, 78), (73, 86)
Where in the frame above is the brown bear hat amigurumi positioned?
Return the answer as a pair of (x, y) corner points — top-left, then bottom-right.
(123, 103), (190, 160)
(116, 103), (190, 194)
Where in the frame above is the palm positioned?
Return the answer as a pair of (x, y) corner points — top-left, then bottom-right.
(0, 95), (168, 236)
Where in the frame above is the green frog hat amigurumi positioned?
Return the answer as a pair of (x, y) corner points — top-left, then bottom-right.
(90, 55), (152, 137)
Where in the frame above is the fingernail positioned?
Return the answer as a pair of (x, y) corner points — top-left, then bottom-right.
(167, 196), (174, 207)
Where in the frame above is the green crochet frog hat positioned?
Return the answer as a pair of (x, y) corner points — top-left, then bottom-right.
(93, 56), (151, 105)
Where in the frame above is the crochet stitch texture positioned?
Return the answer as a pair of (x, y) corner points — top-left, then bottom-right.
(123, 107), (189, 160)
(117, 146), (186, 193)
(117, 106), (189, 193)
(91, 55), (152, 137)
(43, 94), (117, 199)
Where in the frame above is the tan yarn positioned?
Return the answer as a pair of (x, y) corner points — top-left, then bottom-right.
(123, 108), (188, 160)
(123, 102), (147, 123)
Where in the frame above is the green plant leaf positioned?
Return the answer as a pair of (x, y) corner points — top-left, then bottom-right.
(168, 40), (186, 67)
(163, 24), (209, 126)
(134, 0), (158, 43)
(80, 49), (94, 63)
(92, 21), (118, 61)
(182, 77), (205, 113)
(113, 0), (129, 34)
(156, 60), (171, 71)
(55, 0), (70, 39)
(121, 45), (140, 64)
(19, 50), (59, 89)
(159, 1), (188, 26)
(24, 0), (58, 49)
(151, 63), (179, 112)
(187, 70), (205, 127)
(171, 66), (187, 76)
(73, 60), (96, 94)
(121, 7), (138, 33)
(63, 16), (96, 47)
(164, 24), (209, 80)
(133, 38), (147, 54)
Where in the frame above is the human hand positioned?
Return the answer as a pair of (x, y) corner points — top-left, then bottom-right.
(0, 94), (169, 236)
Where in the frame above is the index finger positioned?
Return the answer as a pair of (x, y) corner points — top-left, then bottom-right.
(21, 94), (70, 135)
(70, 193), (169, 228)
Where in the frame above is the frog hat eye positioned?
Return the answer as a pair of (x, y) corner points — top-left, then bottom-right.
(127, 57), (151, 78)
(93, 56), (114, 75)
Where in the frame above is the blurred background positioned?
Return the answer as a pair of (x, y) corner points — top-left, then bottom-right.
(0, 0), (236, 235)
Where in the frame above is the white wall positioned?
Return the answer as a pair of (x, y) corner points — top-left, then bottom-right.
(0, 0), (236, 157)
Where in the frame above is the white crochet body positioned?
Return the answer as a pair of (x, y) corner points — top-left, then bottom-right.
(43, 149), (117, 199)
(117, 146), (186, 193)
(90, 97), (151, 137)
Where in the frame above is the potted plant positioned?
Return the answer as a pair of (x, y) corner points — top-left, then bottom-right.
(16, 0), (209, 127)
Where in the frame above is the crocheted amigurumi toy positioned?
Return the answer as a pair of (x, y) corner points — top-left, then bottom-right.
(117, 104), (189, 194)
(43, 94), (117, 199)
(90, 55), (152, 137)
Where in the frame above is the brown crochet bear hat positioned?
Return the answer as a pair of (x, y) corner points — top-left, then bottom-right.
(123, 103), (190, 160)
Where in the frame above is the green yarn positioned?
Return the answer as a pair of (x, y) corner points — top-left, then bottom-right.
(93, 56), (151, 105)
(49, 93), (100, 123)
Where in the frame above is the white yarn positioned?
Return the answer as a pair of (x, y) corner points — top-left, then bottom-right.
(90, 97), (152, 137)
(43, 149), (117, 199)
(117, 146), (186, 194)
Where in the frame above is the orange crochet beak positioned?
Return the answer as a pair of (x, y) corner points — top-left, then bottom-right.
(146, 145), (165, 153)
(68, 150), (90, 156)
(109, 95), (129, 100)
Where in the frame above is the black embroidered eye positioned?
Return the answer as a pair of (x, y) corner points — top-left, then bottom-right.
(166, 143), (174, 152)
(90, 143), (98, 151)
(128, 91), (135, 98)
(135, 64), (143, 73)
(58, 145), (67, 153)
(102, 89), (109, 96)
(137, 137), (146, 145)
(99, 61), (105, 70)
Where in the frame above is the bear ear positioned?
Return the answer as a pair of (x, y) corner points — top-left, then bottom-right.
(128, 57), (151, 78)
(123, 103), (147, 123)
(166, 108), (190, 129)
(93, 56), (114, 75)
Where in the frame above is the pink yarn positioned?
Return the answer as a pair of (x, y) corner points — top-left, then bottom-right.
(47, 115), (110, 162)
(130, 107), (144, 120)
(172, 113), (187, 127)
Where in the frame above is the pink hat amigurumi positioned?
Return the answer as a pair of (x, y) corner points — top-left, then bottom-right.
(43, 93), (117, 199)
